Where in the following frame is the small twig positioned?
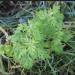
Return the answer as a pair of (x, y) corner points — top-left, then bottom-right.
(47, 59), (57, 75)
(10, 65), (21, 69)
(0, 27), (9, 42)
(0, 56), (6, 75)
(60, 58), (75, 69)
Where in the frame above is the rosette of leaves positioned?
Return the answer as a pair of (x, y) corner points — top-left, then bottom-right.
(0, 5), (72, 69)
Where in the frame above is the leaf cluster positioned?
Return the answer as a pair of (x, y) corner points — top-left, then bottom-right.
(0, 5), (72, 69)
